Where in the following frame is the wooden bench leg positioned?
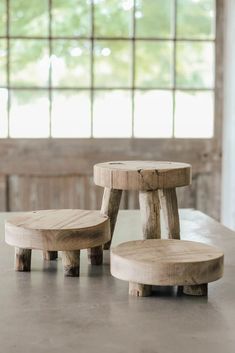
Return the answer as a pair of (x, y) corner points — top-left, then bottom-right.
(183, 284), (208, 296)
(139, 190), (161, 239)
(43, 251), (58, 261)
(15, 248), (32, 272)
(62, 250), (80, 277)
(159, 188), (180, 240)
(101, 188), (122, 250)
(129, 282), (152, 297)
(87, 245), (103, 265)
(86, 188), (122, 265)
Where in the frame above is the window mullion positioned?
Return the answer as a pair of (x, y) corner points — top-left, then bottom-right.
(49, 0), (52, 138)
(131, 0), (136, 138)
(172, 0), (177, 139)
(90, 1), (94, 138)
(6, 0), (10, 138)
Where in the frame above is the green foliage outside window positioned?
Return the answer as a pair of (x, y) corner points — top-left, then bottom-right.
(0, 0), (215, 89)
(0, 0), (215, 138)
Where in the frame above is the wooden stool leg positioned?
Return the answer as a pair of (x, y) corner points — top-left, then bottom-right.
(129, 282), (152, 297)
(183, 284), (208, 296)
(139, 190), (161, 239)
(87, 245), (103, 265)
(101, 188), (123, 250)
(43, 251), (58, 261)
(62, 250), (80, 277)
(159, 188), (180, 239)
(15, 248), (32, 272)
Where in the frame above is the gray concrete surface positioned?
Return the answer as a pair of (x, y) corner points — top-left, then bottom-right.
(0, 210), (234, 353)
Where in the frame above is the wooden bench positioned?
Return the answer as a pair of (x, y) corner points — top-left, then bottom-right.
(5, 209), (110, 276)
(94, 161), (191, 247)
(111, 239), (224, 297)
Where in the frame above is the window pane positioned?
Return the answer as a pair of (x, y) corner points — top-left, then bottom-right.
(177, 0), (215, 39)
(94, 0), (133, 37)
(52, 0), (91, 37)
(135, 41), (173, 88)
(0, 40), (7, 86)
(10, 40), (49, 87)
(94, 40), (132, 87)
(0, 0), (6, 36)
(175, 91), (214, 138)
(136, 0), (173, 38)
(10, 0), (49, 37)
(10, 90), (50, 137)
(134, 90), (173, 137)
(51, 91), (91, 137)
(51, 40), (90, 87)
(176, 42), (214, 89)
(0, 89), (8, 137)
(93, 90), (132, 137)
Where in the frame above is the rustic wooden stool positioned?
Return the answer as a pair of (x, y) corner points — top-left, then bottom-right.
(111, 239), (224, 297)
(94, 161), (192, 247)
(5, 209), (110, 276)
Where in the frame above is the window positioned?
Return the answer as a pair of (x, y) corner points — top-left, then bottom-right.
(0, 0), (215, 138)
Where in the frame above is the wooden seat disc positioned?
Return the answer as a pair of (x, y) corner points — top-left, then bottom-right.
(111, 239), (224, 286)
(5, 209), (110, 251)
(94, 161), (192, 190)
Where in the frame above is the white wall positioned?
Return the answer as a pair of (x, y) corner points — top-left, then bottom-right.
(221, 0), (235, 229)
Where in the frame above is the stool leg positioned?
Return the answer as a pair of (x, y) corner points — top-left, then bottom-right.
(15, 248), (32, 272)
(86, 188), (122, 264)
(101, 188), (123, 250)
(138, 190), (160, 296)
(87, 245), (103, 265)
(62, 250), (80, 277)
(129, 282), (152, 297)
(159, 188), (180, 239)
(43, 251), (58, 261)
(183, 284), (208, 296)
(139, 190), (161, 239)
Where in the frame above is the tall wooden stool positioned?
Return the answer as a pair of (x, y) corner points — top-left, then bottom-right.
(5, 209), (110, 276)
(94, 161), (192, 247)
(111, 240), (224, 297)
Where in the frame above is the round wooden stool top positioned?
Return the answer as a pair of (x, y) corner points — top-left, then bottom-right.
(111, 239), (224, 286)
(94, 161), (192, 190)
(5, 209), (110, 251)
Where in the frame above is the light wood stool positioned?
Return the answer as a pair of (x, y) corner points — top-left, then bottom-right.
(111, 239), (224, 297)
(5, 209), (110, 276)
(94, 161), (192, 247)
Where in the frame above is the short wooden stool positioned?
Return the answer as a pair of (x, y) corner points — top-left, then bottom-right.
(111, 239), (224, 297)
(5, 209), (110, 276)
(94, 161), (192, 247)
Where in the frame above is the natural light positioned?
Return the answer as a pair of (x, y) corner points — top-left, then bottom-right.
(0, 0), (215, 139)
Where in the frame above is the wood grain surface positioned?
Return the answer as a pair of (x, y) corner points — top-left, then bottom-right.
(94, 161), (192, 191)
(5, 209), (110, 251)
(111, 239), (224, 286)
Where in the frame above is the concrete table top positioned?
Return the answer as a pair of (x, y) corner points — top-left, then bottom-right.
(0, 209), (234, 353)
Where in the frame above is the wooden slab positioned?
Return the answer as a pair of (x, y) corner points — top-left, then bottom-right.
(94, 161), (192, 190)
(5, 209), (110, 251)
(111, 239), (224, 286)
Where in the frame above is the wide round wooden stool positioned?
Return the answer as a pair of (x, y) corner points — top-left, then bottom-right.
(94, 161), (192, 248)
(111, 239), (224, 297)
(5, 209), (110, 276)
